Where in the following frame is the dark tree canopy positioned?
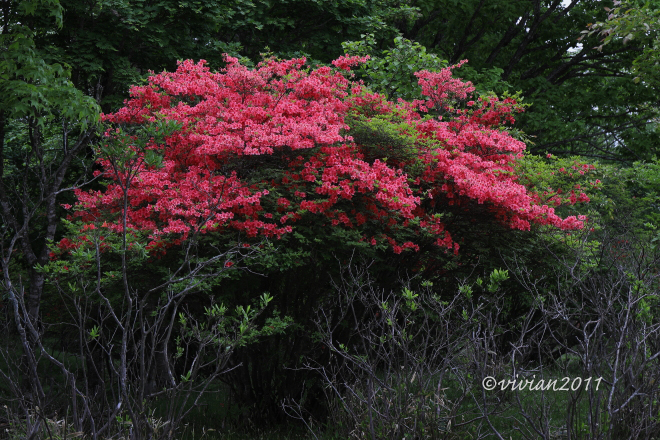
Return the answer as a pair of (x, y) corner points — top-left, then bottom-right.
(35, 0), (410, 110)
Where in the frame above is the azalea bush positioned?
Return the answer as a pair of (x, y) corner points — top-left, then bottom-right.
(68, 54), (591, 257)
(47, 54), (598, 430)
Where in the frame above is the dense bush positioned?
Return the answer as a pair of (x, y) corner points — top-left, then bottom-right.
(57, 55), (594, 427)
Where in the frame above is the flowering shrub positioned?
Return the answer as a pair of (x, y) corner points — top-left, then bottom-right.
(68, 55), (589, 255)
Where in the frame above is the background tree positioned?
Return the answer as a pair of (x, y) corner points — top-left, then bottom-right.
(0, 0), (99, 436)
(585, 0), (660, 86)
(388, 0), (660, 161)
(0, 0), (99, 353)
(35, 0), (413, 111)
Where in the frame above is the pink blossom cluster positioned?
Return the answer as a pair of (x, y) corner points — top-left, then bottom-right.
(67, 55), (588, 255)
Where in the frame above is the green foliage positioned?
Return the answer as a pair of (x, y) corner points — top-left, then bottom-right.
(587, 159), (660, 236)
(97, 116), (182, 177)
(515, 153), (602, 216)
(30, 0), (421, 111)
(344, 105), (419, 165)
(585, 0), (660, 85)
(47, 0), (247, 108)
(519, 155), (660, 232)
(342, 34), (448, 100)
(0, 31), (99, 128)
(488, 268), (509, 292)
